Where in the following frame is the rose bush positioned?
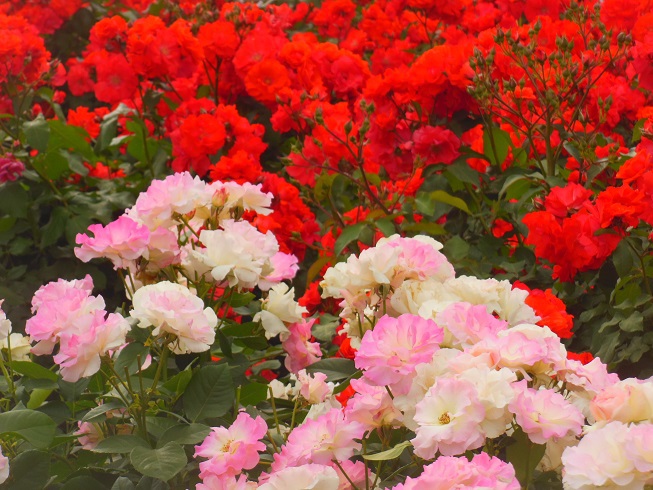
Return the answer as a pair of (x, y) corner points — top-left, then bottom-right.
(0, 0), (653, 488)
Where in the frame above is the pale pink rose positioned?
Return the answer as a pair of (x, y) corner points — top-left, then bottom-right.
(26, 276), (106, 355)
(435, 301), (507, 347)
(126, 172), (210, 230)
(457, 365), (516, 438)
(75, 421), (104, 450)
(392, 453), (519, 490)
(209, 181), (273, 216)
(130, 281), (217, 354)
(509, 381), (583, 444)
(259, 464), (340, 490)
(145, 227), (181, 270)
(0, 447), (8, 484)
(30, 275), (94, 309)
(0, 299), (11, 341)
(260, 252), (300, 289)
(469, 324), (566, 374)
(355, 314), (444, 388)
(412, 377), (486, 458)
(562, 421), (639, 488)
(271, 408), (365, 470)
(54, 311), (129, 382)
(295, 370), (334, 404)
(625, 423), (653, 474)
(195, 412), (267, 479)
(344, 378), (403, 429)
(282, 318), (322, 374)
(75, 215), (150, 269)
(381, 235), (455, 285)
(187, 220), (279, 290)
(470, 452), (521, 488)
(590, 378), (653, 424)
(197, 474), (257, 490)
(561, 358), (619, 396)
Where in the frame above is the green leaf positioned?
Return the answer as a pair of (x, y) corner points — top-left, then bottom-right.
(157, 423), (211, 447)
(0, 409), (56, 448)
(483, 125), (511, 166)
(135, 476), (169, 490)
(334, 223), (366, 256)
(238, 382), (270, 406)
(586, 159), (611, 186)
(27, 388), (52, 409)
(632, 118), (646, 144)
(562, 141), (582, 163)
(401, 221), (447, 235)
(183, 364), (234, 422)
(445, 159), (480, 185)
(235, 335), (268, 350)
(443, 235), (470, 262)
(306, 255), (332, 285)
(161, 369), (193, 395)
(41, 206), (68, 248)
(363, 441), (411, 461)
(126, 119), (158, 165)
(92, 435), (151, 453)
(0, 182), (29, 219)
(9, 361), (58, 381)
(34, 151), (70, 180)
(82, 401), (125, 423)
(130, 442), (187, 482)
(428, 190), (470, 214)
(620, 312), (644, 333)
(94, 104), (132, 153)
(114, 343), (150, 376)
(4, 450), (51, 490)
(612, 240), (635, 278)
(62, 476), (107, 490)
(111, 477), (136, 490)
(375, 218), (396, 237)
(305, 358), (358, 382)
(506, 428), (546, 487)
(48, 120), (95, 161)
(229, 292), (256, 308)
(23, 115), (50, 151)
(145, 418), (177, 440)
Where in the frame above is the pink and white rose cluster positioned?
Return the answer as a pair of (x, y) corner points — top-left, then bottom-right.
(25, 275), (129, 382)
(75, 172), (299, 292)
(194, 412), (268, 485)
(130, 281), (218, 353)
(321, 235), (539, 347)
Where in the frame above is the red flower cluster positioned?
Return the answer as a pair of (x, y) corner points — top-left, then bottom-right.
(524, 142), (653, 282)
(0, 0), (84, 34)
(0, 14), (52, 112)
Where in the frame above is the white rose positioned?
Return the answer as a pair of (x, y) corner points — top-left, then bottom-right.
(258, 464), (340, 490)
(254, 283), (307, 339)
(0, 299), (11, 341)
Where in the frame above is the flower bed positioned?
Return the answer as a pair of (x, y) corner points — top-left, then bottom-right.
(0, 0), (652, 488)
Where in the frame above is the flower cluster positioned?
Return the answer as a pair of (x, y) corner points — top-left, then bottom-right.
(189, 236), (648, 488)
(24, 276), (129, 382)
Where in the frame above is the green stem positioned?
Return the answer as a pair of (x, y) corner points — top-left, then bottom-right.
(150, 344), (170, 393)
(333, 459), (360, 490)
(0, 351), (16, 402)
